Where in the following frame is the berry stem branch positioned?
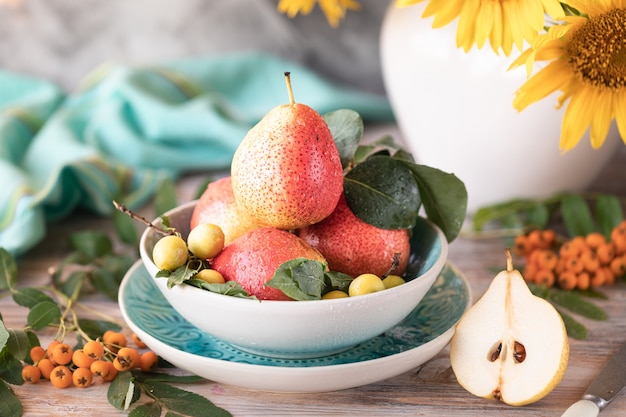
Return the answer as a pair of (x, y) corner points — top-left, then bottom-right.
(112, 201), (173, 237)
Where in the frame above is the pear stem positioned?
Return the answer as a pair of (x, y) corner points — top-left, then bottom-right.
(284, 71), (295, 105)
(505, 248), (513, 272)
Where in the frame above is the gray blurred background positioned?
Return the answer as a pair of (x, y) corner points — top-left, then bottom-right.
(0, 0), (389, 94)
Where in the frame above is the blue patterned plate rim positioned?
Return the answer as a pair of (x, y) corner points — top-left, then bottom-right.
(119, 260), (471, 369)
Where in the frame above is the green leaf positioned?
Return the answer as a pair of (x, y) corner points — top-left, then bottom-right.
(266, 258), (327, 301)
(595, 194), (623, 239)
(344, 155), (421, 229)
(164, 266), (198, 289)
(0, 380), (23, 417)
(0, 248), (18, 291)
(90, 267), (122, 300)
(548, 291), (608, 320)
(555, 307), (587, 340)
(324, 271), (353, 293)
(561, 194), (595, 237)
(113, 206), (139, 247)
(77, 319), (122, 340)
(26, 301), (61, 330)
(6, 329), (30, 361)
(69, 230), (113, 258)
(0, 321), (9, 352)
(108, 371), (140, 410)
(186, 279), (253, 299)
(525, 203), (550, 230)
(402, 162), (467, 242)
(11, 288), (55, 309)
(0, 347), (24, 385)
(59, 270), (89, 299)
(472, 198), (538, 231)
(323, 109), (364, 169)
(129, 402), (162, 417)
(142, 380), (232, 417)
(154, 177), (178, 217)
(132, 371), (205, 384)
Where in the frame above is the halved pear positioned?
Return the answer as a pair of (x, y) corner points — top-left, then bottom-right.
(449, 250), (569, 406)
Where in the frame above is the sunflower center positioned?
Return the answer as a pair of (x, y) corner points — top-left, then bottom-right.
(567, 8), (626, 90)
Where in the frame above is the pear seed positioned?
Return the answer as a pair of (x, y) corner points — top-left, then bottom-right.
(513, 341), (527, 363)
(490, 343), (502, 362)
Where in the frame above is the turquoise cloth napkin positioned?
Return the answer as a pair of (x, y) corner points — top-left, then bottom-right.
(0, 53), (394, 257)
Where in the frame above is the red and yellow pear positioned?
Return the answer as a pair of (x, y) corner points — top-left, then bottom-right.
(230, 72), (343, 230)
(298, 194), (410, 278)
(190, 176), (261, 246)
(211, 227), (326, 301)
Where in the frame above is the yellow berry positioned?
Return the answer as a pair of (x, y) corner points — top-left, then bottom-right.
(382, 275), (405, 289)
(187, 224), (225, 259)
(194, 269), (225, 284)
(152, 235), (188, 271)
(321, 290), (349, 299)
(348, 273), (385, 297)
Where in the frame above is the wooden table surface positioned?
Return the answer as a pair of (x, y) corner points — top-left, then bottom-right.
(3, 126), (626, 417)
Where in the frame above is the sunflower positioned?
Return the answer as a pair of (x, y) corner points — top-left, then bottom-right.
(277, 0), (361, 27)
(511, 0), (626, 151)
(396, 0), (565, 56)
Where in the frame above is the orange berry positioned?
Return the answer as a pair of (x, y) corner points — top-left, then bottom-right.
(541, 229), (556, 247)
(46, 340), (61, 355)
(522, 262), (538, 283)
(72, 367), (93, 388)
(559, 241), (579, 258)
(535, 269), (555, 287)
(580, 251), (600, 273)
(513, 235), (531, 257)
(90, 359), (112, 378)
(101, 362), (118, 382)
(50, 343), (73, 365)
(585, 232), (606, 249)
(103, 331), (127, 353)
(37, 358), (55, 380)
(577, 272), (591, 291)
(72, 349), (94, 369)
(21, 365), (41, 383)
(132, 333), (148, 349)
(590, 270), (606, 287)
(30, 346), (46, 363)
(50, 365), (72, 389)
(610, 256), (626, 277)
(83, 340), (105, 360)
(139, 351), (159, 372)
(536, 250), (558, 271)
(613, 235), (626, 256)
(527, 230), (545, 250)
(557, 271), (578, 290)
(113, 347), (140, 371)
(602, 266), (617, 285)
(596, 242), (616, 265)
(564, 257), (584, 274)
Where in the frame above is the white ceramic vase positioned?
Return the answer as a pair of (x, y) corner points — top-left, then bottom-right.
(380, 3), (621, 213)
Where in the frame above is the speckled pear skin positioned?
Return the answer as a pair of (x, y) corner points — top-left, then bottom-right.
(298, 195), (411, 278)
(190, 176), (261, 245)
(231, 102), (343, 230)
(211, 227), (326, 301)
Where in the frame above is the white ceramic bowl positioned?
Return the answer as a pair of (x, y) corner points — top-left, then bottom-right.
(139, 200), (448, 359)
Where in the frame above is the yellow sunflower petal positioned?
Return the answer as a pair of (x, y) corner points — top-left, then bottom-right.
(559, 88), (597, 151)
(589, 89), (614, 149)
(424, 0), (462, 28)
(614, 91), (626, 145)
(456, 0), (480, 52)
(541, 0), (565, 20)
(513, 60), (570, 110)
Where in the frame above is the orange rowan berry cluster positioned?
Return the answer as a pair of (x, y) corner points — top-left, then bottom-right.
(514, 222), (626, 290)
(21, 331), (158, 389)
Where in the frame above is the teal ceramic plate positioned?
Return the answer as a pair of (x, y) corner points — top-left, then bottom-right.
(119, 260), (472, 393)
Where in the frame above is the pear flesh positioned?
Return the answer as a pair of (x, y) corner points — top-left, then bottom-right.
(231, 73), (343, 230)
(449, 252), (569, 406)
